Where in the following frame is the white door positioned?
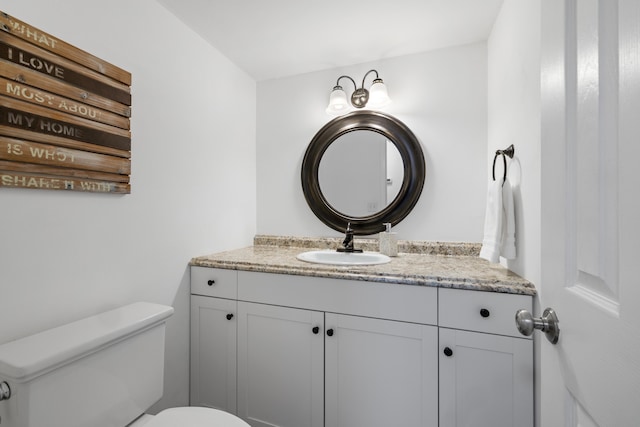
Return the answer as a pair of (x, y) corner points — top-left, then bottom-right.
(540, 0), (640, 425)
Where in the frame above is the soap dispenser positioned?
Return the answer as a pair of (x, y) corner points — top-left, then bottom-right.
(378, 223), (398, 257)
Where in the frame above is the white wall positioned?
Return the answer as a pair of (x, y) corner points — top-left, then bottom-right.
(488, 1), (541, 426)
(0, 0), (256, 412)
(257, 43), (488, 242)
(488, 0), (541, 286)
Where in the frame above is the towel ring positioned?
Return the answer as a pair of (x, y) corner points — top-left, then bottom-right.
(492, 144), (515, 184)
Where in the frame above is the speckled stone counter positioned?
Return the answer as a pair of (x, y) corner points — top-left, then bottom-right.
(190, 235), (536, 296)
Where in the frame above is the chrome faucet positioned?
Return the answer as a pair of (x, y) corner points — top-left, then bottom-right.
(337, 223), (363, 253)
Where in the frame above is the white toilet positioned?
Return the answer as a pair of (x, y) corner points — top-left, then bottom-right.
(0, 302), (250, 427)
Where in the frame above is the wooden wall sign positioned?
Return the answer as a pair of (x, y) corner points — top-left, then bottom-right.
(0, 11), (131, 194)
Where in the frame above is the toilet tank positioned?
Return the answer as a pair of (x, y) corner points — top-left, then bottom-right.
(0, 302), (174, 427)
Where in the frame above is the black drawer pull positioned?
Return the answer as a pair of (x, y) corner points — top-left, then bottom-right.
(207, 279), (215, 286)
(480, 308), (490, 318)
(226, 313), (234, 320)
(444, 347), (453, 357)
(312, 326), (320, 334)
(326, 328), (334, 337)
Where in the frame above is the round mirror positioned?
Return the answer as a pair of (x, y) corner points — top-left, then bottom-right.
(301, 111), (425, 235)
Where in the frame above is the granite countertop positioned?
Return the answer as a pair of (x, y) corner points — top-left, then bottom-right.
(190, 235), (536, 296)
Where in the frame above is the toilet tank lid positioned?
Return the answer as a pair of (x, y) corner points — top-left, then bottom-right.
(0, 302), (174, 382)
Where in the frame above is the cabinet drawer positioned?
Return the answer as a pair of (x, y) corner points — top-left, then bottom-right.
(238, 271), (437, 325)
(438, 288), (532, 338)
(191, 267), (237, 299)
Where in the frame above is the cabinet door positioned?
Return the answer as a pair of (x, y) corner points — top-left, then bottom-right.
(237, 302), (324, 427)
(325, 313), (438, 427)
(439, 328), (533, 427)
(190, 295), (237, 413)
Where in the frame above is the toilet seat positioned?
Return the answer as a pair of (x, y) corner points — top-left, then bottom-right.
(145, 407), (250, 427)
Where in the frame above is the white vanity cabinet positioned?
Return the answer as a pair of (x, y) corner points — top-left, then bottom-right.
(234, 300), (439, 427)
(237, 301), (324, 427)
(235, 270), (439, 427)
(190, 268), (238, 413)
(324, 313), (438, 427)
(190, 266), (533, 427)
(438, 288), (534, 427)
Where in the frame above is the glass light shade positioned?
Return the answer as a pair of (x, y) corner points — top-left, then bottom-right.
(326, 86), (350, 115)
(367, 79), (391, 108)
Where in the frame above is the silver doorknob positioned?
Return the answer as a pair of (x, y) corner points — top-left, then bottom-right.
(515, 308), (560, 344)
(0, 381), (10, 401)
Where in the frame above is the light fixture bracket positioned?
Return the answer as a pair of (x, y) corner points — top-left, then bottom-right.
(351, 88), (369, 108)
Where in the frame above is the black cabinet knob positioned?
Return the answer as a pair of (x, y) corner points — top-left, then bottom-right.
(480, 308), (490, 318)
(226, 313), (234, 320)
(326, 328), (334, 337)
(207, 279), (215, 286)
(312, 326), (320, 334)
(444, 347), (453, 357)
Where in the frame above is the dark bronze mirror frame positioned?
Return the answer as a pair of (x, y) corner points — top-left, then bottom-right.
(301, 111), (426, 235)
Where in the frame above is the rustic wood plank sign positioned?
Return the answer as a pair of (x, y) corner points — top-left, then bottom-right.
(0, 170), (130, 193)
(0, 34), (131, 105)
(0, 12), (131, 85)
(1, 77), (130, 129)
(0, 10), (131, 193)
(1, 96), (131, 151)
(0, 136), (130, 175)
(0, 159), (129, 183)
(0, 59), (131, 119)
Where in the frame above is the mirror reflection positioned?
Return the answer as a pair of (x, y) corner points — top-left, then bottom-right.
(318, 130), (403, 217)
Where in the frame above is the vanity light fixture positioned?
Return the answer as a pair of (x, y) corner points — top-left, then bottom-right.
(325, 69), (391, 115)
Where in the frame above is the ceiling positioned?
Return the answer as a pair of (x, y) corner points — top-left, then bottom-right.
(157, 0), (504, 81)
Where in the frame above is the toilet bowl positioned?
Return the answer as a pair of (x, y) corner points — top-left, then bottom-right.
(0, 302), (249, 427)
(131, 407), (250, 427)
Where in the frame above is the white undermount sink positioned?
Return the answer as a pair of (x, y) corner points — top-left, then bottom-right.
(296, 250), (391, 266)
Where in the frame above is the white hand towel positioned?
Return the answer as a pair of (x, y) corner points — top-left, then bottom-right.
(501, 178), (516, 259)
(479, 179), (504, 263)
(480, 178), (517, 263)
